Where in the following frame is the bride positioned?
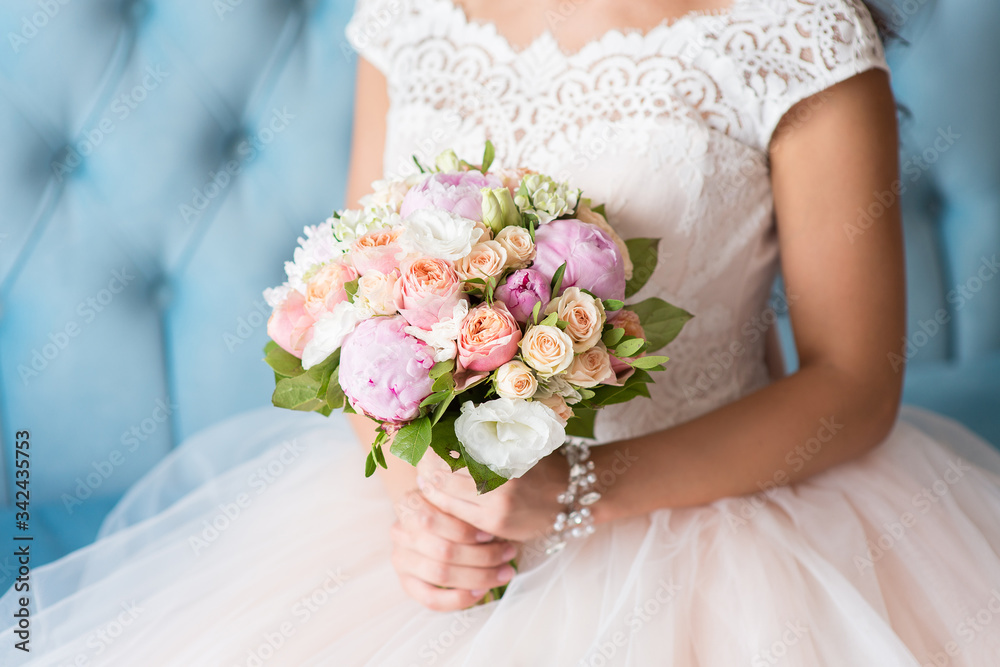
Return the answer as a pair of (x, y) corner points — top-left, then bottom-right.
(5, 0), (1000, 664)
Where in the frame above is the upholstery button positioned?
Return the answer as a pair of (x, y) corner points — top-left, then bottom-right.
(149, 275), (173, 309)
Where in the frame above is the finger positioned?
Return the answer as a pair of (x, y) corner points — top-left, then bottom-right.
(397, 574), (485, 612)
(418, 475), (483, 528)
(392, 544), (515, 591)
(421, 466), (480, 501)
(391, 522), (517, 568)
(398, 492), (493, 544)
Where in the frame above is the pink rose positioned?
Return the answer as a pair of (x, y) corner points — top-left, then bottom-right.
(394, 257), (465, 329)
(351, 227), (403, 276)
(303, 261), (358, 319)
(532, 218), (626, 301)
(400, 171), (502, 222)
(267, 290), (315, 358)
(608, 309), (646, 384)
(457, 303), (522, 372)
(338, 316), (436, 423)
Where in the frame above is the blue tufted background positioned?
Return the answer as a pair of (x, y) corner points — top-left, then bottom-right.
(0, 0), (997, 593)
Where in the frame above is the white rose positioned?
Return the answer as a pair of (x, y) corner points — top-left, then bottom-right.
(355, 270), (399, 316)
(519, 325), (575, 377)
(545, 287), (606, 353)
(454, 398), (566, 479)
(405, 300), (468, 362)
(495, 226), (535, 269)
(561, 342), (615, 388)
(398, 209), (480, 262)
(301, 301), (367, 369)
(494, 361), (538, 399)
(456, 241), (508, 283)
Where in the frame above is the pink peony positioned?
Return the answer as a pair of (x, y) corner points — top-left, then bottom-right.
(303, 261), (358, 319)
(351, 227), (403, 276)
(532, 218), (626, 301)
(338, 316), (435, 423)
(494, 269), (551, 324)
(267, 290), (316, 358)
(400, 171), (502, 222)
(457, 303), (522, 372)
(394, 257), (466, 330)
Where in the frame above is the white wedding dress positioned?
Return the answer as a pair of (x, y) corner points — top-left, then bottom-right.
(6, 0), (1000, 664)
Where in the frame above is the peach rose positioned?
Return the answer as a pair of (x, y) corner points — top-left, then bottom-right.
(394, 257), (465, 330)
(303, 261), (358, 319)
(495, 226), (535, 269)
(537, 394), (573, 424)
(267, 290), (315, 358)
(608, 309), (646, 383)
(562, 343), (615, 388)
(576, 202), (633, 281)
(519, 324), (575, 377)
(456, 241), (508, 284)
(351, 227), (403, 276)
(495, 167), (534, 197)
(457, 303), (522, 372)
(494, 360), (538, 399)
(356, 269), (400, 316)
(545, 287), (606, 353)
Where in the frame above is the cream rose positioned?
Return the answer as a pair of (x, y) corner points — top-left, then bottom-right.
(545, 287), (606, 353)
(562, 342), (615, 388)
(537, 394), (573, 424)
(495, 226), (535, 269)
(576, 202), (633, 281)
(519, 325), (575, 377)
(494, 360), (538, 399)
(456, 241), (508, 283)
(355, 270), (399, 316)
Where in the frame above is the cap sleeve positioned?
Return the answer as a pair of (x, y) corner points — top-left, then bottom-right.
(345, 0), (401, 75)
(746, 0), (889, 149)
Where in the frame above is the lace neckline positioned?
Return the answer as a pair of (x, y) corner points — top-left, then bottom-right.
(436, 0), (742, 61)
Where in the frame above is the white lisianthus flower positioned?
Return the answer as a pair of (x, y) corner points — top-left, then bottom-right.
(301, 301), (367, 369)
(454, 398), (566, 479)
(514, 174), (581, 225)
(398, 209), (481, 262)
(404, 300), (469, 362)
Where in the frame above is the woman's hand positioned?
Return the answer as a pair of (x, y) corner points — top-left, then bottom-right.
(390, 488), (518, 612)
(416, 451), (568, 543)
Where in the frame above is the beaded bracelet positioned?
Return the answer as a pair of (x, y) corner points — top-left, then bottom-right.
(545, 437), (601, 555)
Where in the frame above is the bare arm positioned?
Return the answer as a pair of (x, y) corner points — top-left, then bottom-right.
(343, 57), (418, 507)
(589, 69), (906, 522)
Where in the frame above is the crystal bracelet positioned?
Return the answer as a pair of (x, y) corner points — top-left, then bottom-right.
(545, 437), (601, 555)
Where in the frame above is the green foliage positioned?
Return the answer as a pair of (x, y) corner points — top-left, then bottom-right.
(459, 441), (509, 494)
(624, 238), (660, 298)
(429, 415), (467, 471)
(481, 140), (496, 173)
(550, 262), (567, 296)
(263, 341), (304, 378)
(626, 298), (694, 352)
(390, 417), (433, 466)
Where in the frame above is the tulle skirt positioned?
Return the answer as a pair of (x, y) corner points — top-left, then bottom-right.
(3, 406), (1000, 666)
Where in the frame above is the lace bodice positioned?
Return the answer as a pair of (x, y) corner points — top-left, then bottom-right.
(346, 0), (888, 443)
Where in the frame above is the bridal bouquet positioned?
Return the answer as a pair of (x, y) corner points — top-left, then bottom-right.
(263, 143), (691, 493)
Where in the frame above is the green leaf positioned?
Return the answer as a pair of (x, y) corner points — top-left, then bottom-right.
(602, 327), (626, 347)
(614, 337), (646, 359)
(365, 451), (377, 477)
(429, 360), (455, 379)
(624, 238), (660, 298)
(577, 388), (596, 400)
(531, 300), (543, 325)
(432, 372), (455, 393)
(591, 203), (607, 217)
(526, 217), (536, 241)
(459, 441), (509, 494)
(565, 407), (597, 439)
(481, 140), (495, 174)
(412, 155), (426, 174)
(603, 299), (625, 311)
(325, 368), (345, 410)
(263, 341), (305, 378)
(430, 415), (467, 471)
(626, 298), (694, 352)
(539, 312), (559, 327)
(373, 442), (388, 469)
(431, 391), (456, 425)
(390, 417), (433, 466)
(272, 373), (323, 411)
(344, 278), (360, 303)
(420, 390), (451, 408)
(628, 355), (670, 370)
(550, 262), (567, 296)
